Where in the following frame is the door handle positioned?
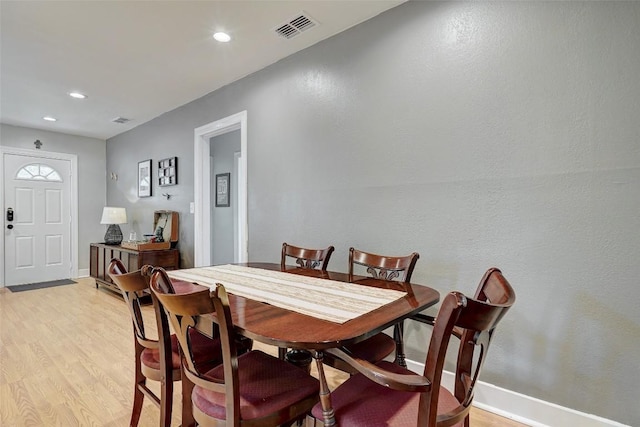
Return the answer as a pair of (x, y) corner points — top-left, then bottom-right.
(6, 207), (14, 222)
(7, 224), (13, 230)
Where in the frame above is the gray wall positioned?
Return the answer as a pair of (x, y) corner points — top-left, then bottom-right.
(104, 111), (197, 265)
(106, 2), (640, 424)
(0, 123), (106, 270)
(210, 130), (240, 265)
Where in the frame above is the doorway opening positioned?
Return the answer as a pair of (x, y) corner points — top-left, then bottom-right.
(193, 111), (248, 267)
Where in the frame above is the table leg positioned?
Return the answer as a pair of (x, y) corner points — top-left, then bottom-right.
(313, 351), (336, 426)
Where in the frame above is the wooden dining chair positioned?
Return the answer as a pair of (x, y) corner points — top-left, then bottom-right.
(281, 242), (335, 271)
(279, 242), (335, 362)
(311, 268), (516, 427)
(323, 247), (419, 373)
(149, 267), (320, 427)
(108, 259), (224, 427)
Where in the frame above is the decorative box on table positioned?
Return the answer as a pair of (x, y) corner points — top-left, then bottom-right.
(121, 210), (179, 251)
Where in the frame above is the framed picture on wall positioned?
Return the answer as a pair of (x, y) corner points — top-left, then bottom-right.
(158, 156), (177, 186)
(215, 173), (230, 207)
(138, 159), (152, 197)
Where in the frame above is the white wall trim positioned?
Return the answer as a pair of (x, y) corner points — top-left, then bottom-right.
(193, 111), (248, 267)
(233, 151), (243, 263)
(0, 147), (79, 286)
(405, 359), (630, 427)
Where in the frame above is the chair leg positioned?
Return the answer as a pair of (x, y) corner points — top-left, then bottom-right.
(159, 377), (173, 427)
(181, 368), (196, 427)
(131, 345), (146, 427)
(130, 379), (145, 427)
(393, 321), (407, 367)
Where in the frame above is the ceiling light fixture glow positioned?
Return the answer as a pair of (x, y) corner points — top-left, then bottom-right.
(43, 116), (57, 122)
(213, 32), (231, 42)
(69, 92), (87, 99)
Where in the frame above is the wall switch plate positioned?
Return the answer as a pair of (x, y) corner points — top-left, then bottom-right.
(189, 202), (195, 214)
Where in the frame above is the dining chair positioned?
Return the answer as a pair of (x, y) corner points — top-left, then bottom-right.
(149, 267), (321, 427)
(279, 242), (335, 362)
(323, 247), (419, 373)
(281, 242), (335, 271)
(108, 259), (224, 427)
(311, 268), (516, 427)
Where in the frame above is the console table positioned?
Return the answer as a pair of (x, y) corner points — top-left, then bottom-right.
(89, 243), (179, 294)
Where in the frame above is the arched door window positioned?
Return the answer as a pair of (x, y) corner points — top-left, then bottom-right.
(15, 163), (63, 182)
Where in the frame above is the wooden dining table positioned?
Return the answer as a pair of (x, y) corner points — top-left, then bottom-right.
(167, 262), (440, 426)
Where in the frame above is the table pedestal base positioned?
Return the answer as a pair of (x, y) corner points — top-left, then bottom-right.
(285, 349), (312, 373)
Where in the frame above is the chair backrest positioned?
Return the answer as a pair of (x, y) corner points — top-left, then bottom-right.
(281, 242), (335, 270)
(149, 269), (242, 423)
(420, 268), (516, 427)
(108, 259), (156, 349)
(348, 247), (419, 282)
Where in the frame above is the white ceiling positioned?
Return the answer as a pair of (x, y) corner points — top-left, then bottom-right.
(0, 1), (404, 140)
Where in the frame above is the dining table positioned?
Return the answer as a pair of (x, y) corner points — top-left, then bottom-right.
(167, 262), (440, 426)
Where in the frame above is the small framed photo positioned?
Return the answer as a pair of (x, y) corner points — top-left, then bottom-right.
(215, 173), (230, 207)
(138, 159), (152, 197)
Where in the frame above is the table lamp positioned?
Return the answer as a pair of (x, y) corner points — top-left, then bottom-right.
(100, 207), (127, 245)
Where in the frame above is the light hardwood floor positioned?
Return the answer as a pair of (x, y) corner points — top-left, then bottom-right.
(0, 277), (528, 426)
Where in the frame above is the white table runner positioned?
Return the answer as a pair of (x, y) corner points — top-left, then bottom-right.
(167, 264), (405, 324)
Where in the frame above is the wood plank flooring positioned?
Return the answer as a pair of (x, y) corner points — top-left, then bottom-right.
(0, 277), (528, 426)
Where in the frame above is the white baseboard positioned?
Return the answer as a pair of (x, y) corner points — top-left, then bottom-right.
(405, 359), (629, 427)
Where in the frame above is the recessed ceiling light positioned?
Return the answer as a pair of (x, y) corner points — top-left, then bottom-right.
(213, 32), (231, 42)
(43, 116), (57, 122)
(69, 92), (87, 99)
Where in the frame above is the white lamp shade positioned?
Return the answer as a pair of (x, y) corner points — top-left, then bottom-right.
(100, 207), (127, 224)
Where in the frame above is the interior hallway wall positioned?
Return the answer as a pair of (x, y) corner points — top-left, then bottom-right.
(0, 123), (106, 271)
(210, 129), (240, 265)
(106, 2), (640, 424)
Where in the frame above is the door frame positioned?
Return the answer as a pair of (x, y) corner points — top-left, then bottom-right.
(0, 146), (79, 286)
(193, 111), (248, 266)
(233, 151), (241, 262)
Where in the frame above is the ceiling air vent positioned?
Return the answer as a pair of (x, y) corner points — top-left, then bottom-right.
(274, 12), (318, 39)
(111, 117), (131, 124)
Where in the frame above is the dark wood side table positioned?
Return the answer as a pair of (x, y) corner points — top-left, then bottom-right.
(89, 243), (179, 294)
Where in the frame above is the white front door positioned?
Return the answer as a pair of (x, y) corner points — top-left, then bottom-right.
(3, 153), (72, 285)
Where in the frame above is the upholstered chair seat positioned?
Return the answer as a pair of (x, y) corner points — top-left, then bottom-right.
(193, 350), (320, 421)
(341, 333), (397, 365)
(311, 360), (462, 427)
